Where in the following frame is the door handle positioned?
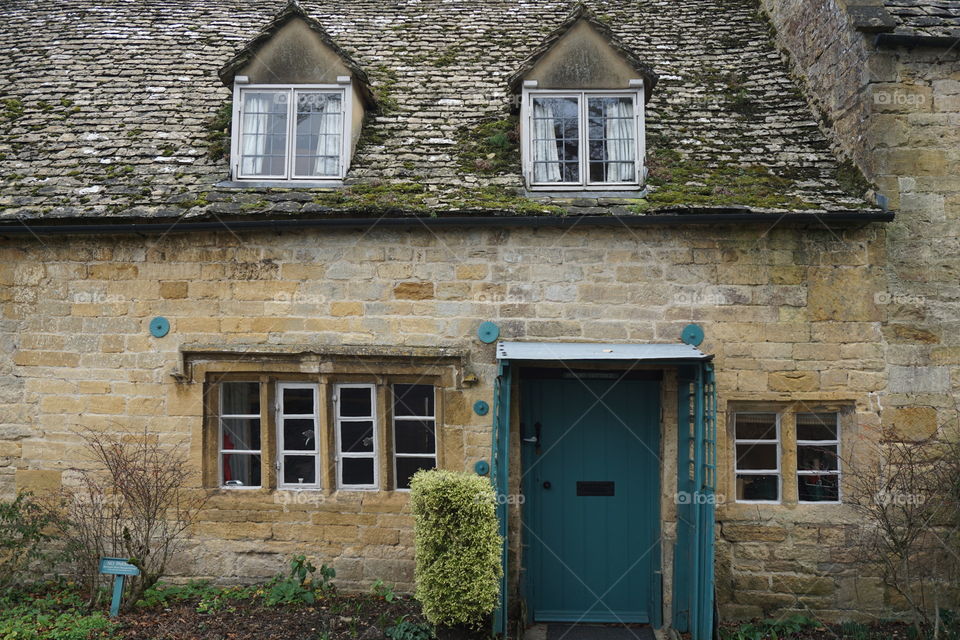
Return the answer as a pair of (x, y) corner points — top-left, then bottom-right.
(523, 422), (542, 455)
(523, 421), (541, 446)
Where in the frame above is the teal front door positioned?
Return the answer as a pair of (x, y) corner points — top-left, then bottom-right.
(522, 376), (661, 623)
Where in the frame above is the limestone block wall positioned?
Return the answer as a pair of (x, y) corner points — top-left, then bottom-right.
(0, 222), (891, 615)
(755, 0), (960, 621)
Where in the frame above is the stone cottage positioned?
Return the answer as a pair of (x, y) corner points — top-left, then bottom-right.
(1, 0), (957, 637)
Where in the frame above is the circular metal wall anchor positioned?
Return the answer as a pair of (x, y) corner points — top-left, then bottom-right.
(473, 400), (490, 416)
(681, 323), (704, 347)
(477, 321), (500, 344)
(474, 460), (490, 476)
(149, 316), (170, 338)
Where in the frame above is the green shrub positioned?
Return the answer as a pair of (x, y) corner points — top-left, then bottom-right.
(0, 586), (117, 640)
(721, 614), (816, 640)
(410, 469), (502, 628)
(135, 579), (223, 608)
(0, 492), (58, 588)
(263, 554), (335, 606)
(386, 618), (435, 640)
(372, 578), (397, 602)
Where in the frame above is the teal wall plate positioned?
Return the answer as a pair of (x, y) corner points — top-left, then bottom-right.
(474, 460), (490, 476)
(149, 317), (170, 338)
(474, 400), (490, 416)
(681, 323), (704, 347)
(477, 321), (500, 344)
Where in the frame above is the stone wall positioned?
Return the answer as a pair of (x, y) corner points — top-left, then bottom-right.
(752, 0), (960, 622)
(1, 221), (891, 615)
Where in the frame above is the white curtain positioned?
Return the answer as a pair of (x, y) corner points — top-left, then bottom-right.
(312, 94), (342, 177)
(604, 98), (635, 182)
(221, 383), (257, 485)
(532, 100), (562, 183)
(241, 93), (273, 176)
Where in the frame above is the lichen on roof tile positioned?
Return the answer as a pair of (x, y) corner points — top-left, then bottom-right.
(0, 0), (881, 222)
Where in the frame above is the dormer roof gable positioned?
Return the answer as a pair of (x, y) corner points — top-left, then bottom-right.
(507, 4), (658, 101)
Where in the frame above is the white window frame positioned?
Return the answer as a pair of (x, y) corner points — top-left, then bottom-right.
(392, 384), (438, 492)
(796, 412), (841, 504)
(230, 82), (352, 183)
(276, 382), (321, 490)
(333, 383), (379, 490)
(218, 381), (262, 490)
(520, 85), (645, 191)
(733, 412), (781, 504)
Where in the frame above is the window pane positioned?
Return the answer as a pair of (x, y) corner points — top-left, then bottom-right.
(341, 421), (374, 453)
(587, 96), (635, 183)
(735, 413), (777, 440)
(294, 92), (342, 178)
(736, 474), (778, 501)
(796, 413), (838, 441)
(798, 444), (839, 471)
(339, 387), (373, 417)
(735, 443), (778, 471)
(395, 420), (436, 454)
(283, 418), (317, 451)
(240, 91), (288, 177)
(342, 457), (374, 486)
(531, 97), (579, 183)
(393, 384), (434, 417)
(396, 456), (436, 490)
(799, 474), (839, 502)
(221, 417), (260, 451)
(222, 382), (260, 415)
(283, 455), (317, 485)
(282, 387), (314, 415)
(222, 453), (261, 487)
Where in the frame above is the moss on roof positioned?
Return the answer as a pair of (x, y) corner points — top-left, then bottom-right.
(0, 0), (879, 223)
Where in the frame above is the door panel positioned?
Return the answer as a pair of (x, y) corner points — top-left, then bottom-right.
(522, 377), (661, 623)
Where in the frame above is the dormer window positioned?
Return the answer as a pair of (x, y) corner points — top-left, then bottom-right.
(524, 89), (643, 188)
(217, 3), (374, 186)
(508, 7), (657, 192)
(234, 84), (350, 181)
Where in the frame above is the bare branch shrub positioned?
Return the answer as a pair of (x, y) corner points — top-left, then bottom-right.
(48, 470), (125, 605)
(845, 431), (960, 635)
(49, 426), (208, 608)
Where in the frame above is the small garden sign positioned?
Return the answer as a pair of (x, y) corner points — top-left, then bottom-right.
(99, 556), (140, 617)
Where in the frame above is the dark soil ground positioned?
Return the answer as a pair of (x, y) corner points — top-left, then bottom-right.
(119, 592), (422, 640)
(117, 591), (488, 640)
(716, 619), (917, 640)
(117, 606), (926, 640)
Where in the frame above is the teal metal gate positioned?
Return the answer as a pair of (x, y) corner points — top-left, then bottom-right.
(672, 363), (717, 639)
(491, 361), (512, 637)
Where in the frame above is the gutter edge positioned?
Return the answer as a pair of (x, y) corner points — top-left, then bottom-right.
(0, 211), (896, 237)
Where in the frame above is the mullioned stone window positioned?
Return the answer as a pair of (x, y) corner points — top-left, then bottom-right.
(732, 407), (844, 504)
(208, 376), (440, 492)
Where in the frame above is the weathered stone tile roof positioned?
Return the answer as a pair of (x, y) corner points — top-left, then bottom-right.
(884, 0), (960, 38)
(0, 0), (880, 222)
